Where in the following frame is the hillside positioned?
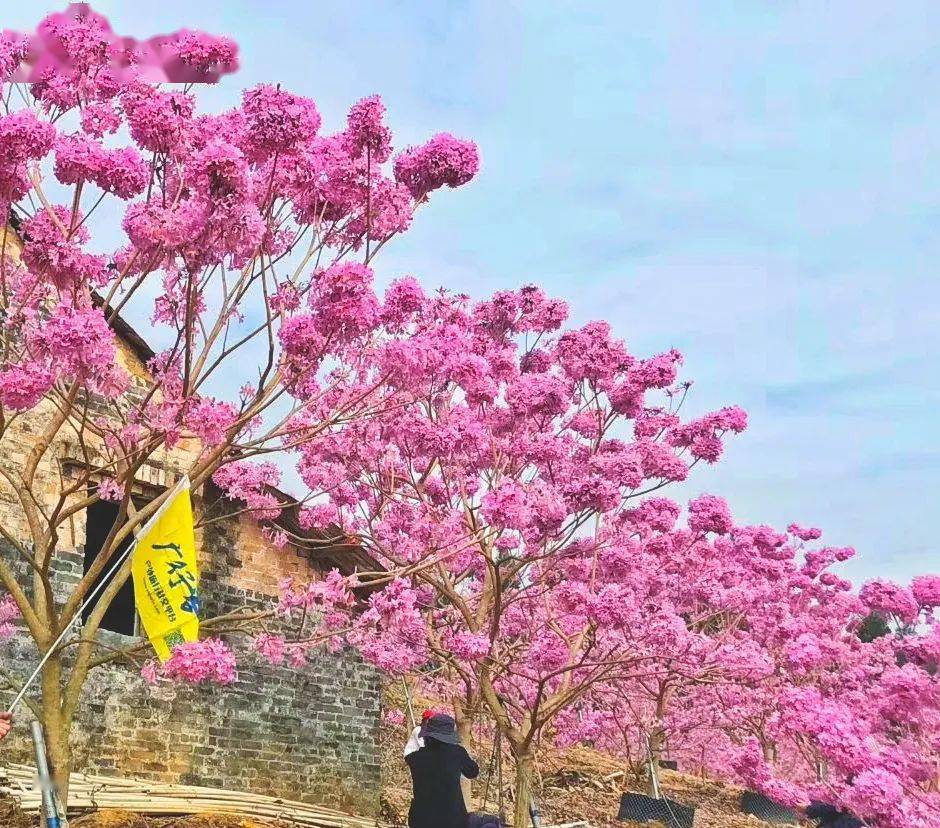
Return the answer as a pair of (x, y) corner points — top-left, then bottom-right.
(379, 710), (790, 828)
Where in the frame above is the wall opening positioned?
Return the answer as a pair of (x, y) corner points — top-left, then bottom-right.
(82, 498), (137, 635)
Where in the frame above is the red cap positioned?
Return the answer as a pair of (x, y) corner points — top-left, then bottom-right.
(421, 709), (436, 723)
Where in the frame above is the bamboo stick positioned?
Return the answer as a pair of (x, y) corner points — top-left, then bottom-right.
(0, 764), (377, 827)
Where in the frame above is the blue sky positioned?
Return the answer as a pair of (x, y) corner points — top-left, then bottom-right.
(11, 2), (940, 583)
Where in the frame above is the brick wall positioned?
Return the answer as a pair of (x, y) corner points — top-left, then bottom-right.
(0, 499), (382, 815)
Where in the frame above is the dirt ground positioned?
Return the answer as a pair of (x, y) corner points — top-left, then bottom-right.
(0, 804), (287, 828)
(0, 794), (34, 828)
(3, 768), (790, 828)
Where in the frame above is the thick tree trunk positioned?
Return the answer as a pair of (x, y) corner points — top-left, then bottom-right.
(762, 740), (778, 763)
(40, 655), (73, 809)
(646, 725), (664, 797)
(46, 720), (72, 816)
(512, 750), (536, 827)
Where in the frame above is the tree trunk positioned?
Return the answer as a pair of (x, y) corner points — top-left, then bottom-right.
(762, 740), (777, 764)
(40, 655), (73, 808)
(512, 750), (536, 828)
(646, 725), (664, 797)
(455, 708), (473, 742)
(47, 720), (72, 817)
(453, 702), (474, 809)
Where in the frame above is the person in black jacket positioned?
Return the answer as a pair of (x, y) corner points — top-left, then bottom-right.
(405, 713), (479, 828)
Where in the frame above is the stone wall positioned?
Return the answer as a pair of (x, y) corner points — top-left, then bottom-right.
(2, 645), (381, 816)
(84, 648), (381, 812)
(0, 500), (383, 815)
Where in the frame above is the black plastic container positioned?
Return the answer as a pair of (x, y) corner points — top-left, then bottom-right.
(740, 790), (799, 824)
(617, 792), (695, 828)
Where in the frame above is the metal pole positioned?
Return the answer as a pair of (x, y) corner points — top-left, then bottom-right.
(645, 733), (662, 799)
(31, 720), (62, 828)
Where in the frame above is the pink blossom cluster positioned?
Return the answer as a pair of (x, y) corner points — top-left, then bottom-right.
(667, 405), (748, 463)
(154, 638), (238, 685)
(28, 303), (126, 393)
(253, 633), (287, 665)
(252, 633), (312, 668)
(169, 29), (239, 79)
(54, 134), (149, 198)
(277, 569), (355, 621)
(911, 574), (940, 608)
(6, 4), (239, 89)
(212, 462), (283, 521)
(383, 708), (407, 728)
(96, 478), (124, 502)
(0, 364), (55, 411)
(441, 629), (491, 663)
(859, 579), (920, 624)
(0, 109), (55, 205)
(184, 397), (239, 448)
(687, 494), (733, 535)
(0, 594), (19, 638)
(343, 95), (393, 162)
(393, 133), (480, 200)
(241, 83), (322, 161)
(0, 30), (29, 81)
(348, 579), (429, 675)
(20, 207), (107, 290)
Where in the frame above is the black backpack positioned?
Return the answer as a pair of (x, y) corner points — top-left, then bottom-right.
(807, 801), (863, 828)
(467, 812), (504, 828)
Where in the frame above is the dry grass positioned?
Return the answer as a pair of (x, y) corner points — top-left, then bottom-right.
(0, 793), (34, 828)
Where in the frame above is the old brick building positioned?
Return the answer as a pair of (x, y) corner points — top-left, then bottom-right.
(0, 232), (383, 815)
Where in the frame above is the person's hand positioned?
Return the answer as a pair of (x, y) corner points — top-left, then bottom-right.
(0, 712), (12, 741)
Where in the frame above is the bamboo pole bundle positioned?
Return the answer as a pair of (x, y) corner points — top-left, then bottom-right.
(0, 764), (377, 828)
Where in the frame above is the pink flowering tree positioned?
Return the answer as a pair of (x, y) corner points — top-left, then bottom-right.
(553, 503), (784, 792)
(547, 521), (940, 828)
(549, 515), (810, 789)
(269, 281), (748, 823)
(0, 5), (478, 798)
(659, 538), (940, 828)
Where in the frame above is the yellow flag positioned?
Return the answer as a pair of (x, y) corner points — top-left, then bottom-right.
(132, 477), (200, 661)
